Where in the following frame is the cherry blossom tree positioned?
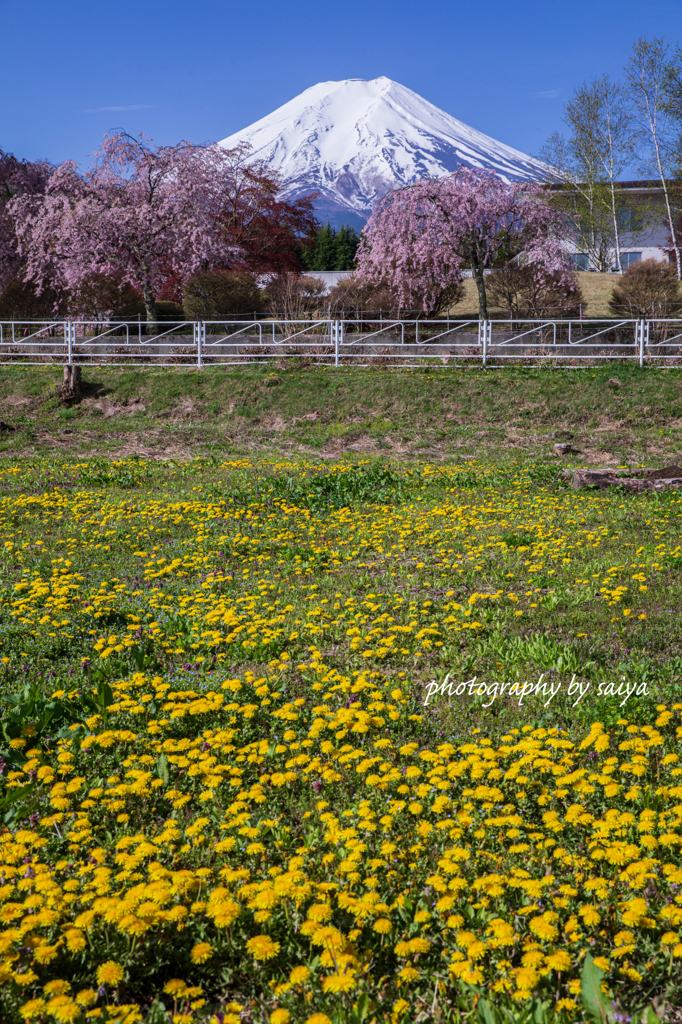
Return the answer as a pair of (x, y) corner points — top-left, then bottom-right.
(356, 168), (573, 319)
(0, 149), (52, 290)
(9, 133), (317, 323)
(10, 133), (235, 322)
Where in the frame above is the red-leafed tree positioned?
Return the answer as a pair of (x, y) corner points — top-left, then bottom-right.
(356, 168), (573, 319)
(10, 133), (319, 323)
(208, 142), (318, 275)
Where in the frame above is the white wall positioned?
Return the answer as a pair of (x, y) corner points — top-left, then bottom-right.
(301, 270), (354, 293)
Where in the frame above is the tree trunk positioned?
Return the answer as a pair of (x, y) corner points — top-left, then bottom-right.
(142, 281), (157, 324)
(609, 180), (623, 273)
(654, 145), (682, 280)
(59, 365), (81, 404)
(472, 264), (488, 320)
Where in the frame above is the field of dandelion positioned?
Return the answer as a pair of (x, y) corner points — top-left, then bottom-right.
(0, 454), (681, 1024)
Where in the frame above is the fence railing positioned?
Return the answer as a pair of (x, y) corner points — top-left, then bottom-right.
(1, 318), (682, 367)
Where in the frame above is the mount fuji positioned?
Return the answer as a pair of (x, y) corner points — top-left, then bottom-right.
(218, 77), (545, 227)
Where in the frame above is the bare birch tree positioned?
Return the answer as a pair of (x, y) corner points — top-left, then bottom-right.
(625, 37), (682, 279)
(541, 77), (632, 272)
(593, 77), (632, 273)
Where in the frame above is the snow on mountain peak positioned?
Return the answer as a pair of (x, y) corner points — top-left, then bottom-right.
(218, 77), (544, 226)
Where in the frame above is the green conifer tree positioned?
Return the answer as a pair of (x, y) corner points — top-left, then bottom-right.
(334, 225), (360, 270)
(300, 223), (361, 271)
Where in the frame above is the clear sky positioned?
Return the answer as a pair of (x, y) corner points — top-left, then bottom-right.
(2, 0), (679, 169)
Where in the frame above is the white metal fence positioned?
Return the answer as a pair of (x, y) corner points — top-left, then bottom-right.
(1, 318), (682, 367)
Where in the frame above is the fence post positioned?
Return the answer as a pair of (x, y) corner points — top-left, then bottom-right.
(67, 321), (73, 366)
(196, 321), (203, 369)
(334, 320), (340, 367)
(480, 320), (488, 367)
(639, 319), (647, 367)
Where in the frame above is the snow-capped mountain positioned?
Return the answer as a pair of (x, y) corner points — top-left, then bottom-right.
(218, 77), (544, 226)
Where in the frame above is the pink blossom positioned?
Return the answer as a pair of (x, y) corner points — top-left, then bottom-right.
(356, 168), (572, 318)
(10, 133), (256, 321)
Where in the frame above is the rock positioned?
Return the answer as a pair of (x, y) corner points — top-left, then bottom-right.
(552, 430), (573, 440)
(572, 466), (682, 492)
(639, 465), (682, 480)
(572, 470), (617, 489)
(618, 476), (682, 493)
(61, 429), (74, 435)
(554, 442), (579, 455)
(0, 421), (15, 432)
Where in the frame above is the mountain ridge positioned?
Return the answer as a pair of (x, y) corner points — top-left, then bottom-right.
(218, 77), (545, 226)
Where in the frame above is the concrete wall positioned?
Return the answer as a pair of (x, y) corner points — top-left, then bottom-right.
(301, 271), (354, 293)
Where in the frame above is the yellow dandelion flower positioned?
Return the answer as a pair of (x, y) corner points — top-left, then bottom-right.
(579, 905), (601, 927)
(190, 942), (214, 964)
(163, 979), (188, 996)
(544, 951), (572, 972)
(246, 935), (280, 961)
(322, 972), (357, 993)
(19, 999), (46, 1020)
(406, 937), (431, 955)
(45, 996), (80, 1023)
(44, 981), (71, 997)
(290, 966), (312, 984)
(64, 929), (87, 952)
(96, 961), (125, 987)
(33, 945), (60, 965)
(270, 1011), (291, 1024)
(75, 989), (98, 1007)
(398, 966), (420, 982)
(210, 900), (241, 928)
(529, 916), (558, 942)
(305, 1015), (333, 1024)
(514, 966), (539, 990)
(373, 918), (392, 934)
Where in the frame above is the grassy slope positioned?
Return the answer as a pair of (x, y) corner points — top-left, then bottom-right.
(0, 361), (681, 466)
(451, 271), (617, 317)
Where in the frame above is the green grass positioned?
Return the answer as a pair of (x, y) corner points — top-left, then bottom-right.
(0, 362), (681, 466)
(0, 455), (681, 737)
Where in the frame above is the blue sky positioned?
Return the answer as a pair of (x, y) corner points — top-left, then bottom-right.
(2, 0), (679, 168)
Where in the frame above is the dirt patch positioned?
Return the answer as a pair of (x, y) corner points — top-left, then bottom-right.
(101, 441), (196, 459)
(169, 397), (200, 421)
(81, 396), (146, 418)
(1, 395), (32, 408)
(577, 447), (626, 465)
(264, 414), (287, 432)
